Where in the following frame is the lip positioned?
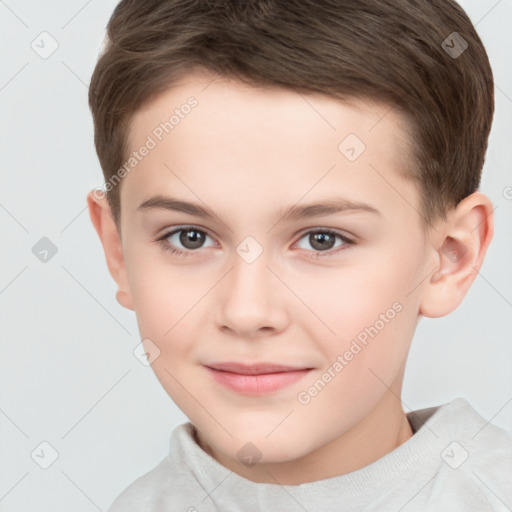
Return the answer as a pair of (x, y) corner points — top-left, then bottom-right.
(205, 362), (313, 394)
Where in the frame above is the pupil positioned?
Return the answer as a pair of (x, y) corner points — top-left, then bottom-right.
(311, 232), (334, 251)
(181, 229), (204, 249)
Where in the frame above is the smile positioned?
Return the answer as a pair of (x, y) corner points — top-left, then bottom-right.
(204, 362), (313, 395)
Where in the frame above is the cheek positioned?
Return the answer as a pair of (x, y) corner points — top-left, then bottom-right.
(126, 250), (201, 348)
(128, 257), (204, 411)
(312, 256), (418, 337)
(307, 244), (423, 376)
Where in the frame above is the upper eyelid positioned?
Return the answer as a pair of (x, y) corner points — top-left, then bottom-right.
(296, 227), (353, 240)
(159, 225), (216, 242)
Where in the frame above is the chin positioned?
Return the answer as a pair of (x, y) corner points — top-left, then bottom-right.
(223, 428), (313, 466)
(192, 409), (323, 464)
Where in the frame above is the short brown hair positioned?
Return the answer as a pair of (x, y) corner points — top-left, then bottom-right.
(89, 0), (494, 231)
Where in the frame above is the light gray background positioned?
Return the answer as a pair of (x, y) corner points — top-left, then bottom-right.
(1, 0), (511, 510)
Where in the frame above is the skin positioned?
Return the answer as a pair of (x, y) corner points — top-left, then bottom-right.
(88, 69), (493, 485)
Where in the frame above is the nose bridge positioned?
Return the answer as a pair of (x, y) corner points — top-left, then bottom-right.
(216, 235), (286, 334)
(229, 236), (273, 306)
(232, 240), (269, 294)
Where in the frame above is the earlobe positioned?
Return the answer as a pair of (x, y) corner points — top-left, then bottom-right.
(87, 189), (135, 311)
(116, 289), (133, 310)
(419, 192), (494, 318)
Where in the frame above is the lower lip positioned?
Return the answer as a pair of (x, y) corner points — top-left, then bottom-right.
(206, 367), (312, 394)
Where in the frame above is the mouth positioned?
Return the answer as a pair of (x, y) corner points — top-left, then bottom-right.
(204, 362), (313, 394)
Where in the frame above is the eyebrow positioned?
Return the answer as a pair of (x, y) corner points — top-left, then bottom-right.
(137, 194), (381, 223)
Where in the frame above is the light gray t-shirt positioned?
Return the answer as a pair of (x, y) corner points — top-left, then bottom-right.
(108, 397), (512, 511)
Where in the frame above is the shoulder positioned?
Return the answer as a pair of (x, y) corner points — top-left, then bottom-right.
(462, 406), (512, 506)
(107, 456), (175, 512)
(107, 423), (199, 512)
(426, 397), (512, 510)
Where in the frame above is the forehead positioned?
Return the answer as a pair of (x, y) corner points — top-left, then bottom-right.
(122, 71), (417, 225)
(127, 70), (410, 153)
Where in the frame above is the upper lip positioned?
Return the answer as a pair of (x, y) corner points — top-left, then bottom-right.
(205, 362), (311, 375)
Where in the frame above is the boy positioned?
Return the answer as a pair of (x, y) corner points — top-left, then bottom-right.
(87, 0), (512, 510)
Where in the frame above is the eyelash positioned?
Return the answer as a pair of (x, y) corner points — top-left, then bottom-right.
(156, 225), (355, 259)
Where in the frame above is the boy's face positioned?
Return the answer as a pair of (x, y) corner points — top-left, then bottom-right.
(99, 70), (439, 480)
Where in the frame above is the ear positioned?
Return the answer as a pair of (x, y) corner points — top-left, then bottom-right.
(419, 192), (494, 318)
(87, 189), (134, 311)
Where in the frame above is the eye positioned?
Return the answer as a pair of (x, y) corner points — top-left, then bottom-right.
(295, 229), (354, 258)
(156, 226), (354, 258)
(157, 226), (215, 256)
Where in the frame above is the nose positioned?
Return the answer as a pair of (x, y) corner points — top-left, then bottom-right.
(215, 247), (289, 338)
